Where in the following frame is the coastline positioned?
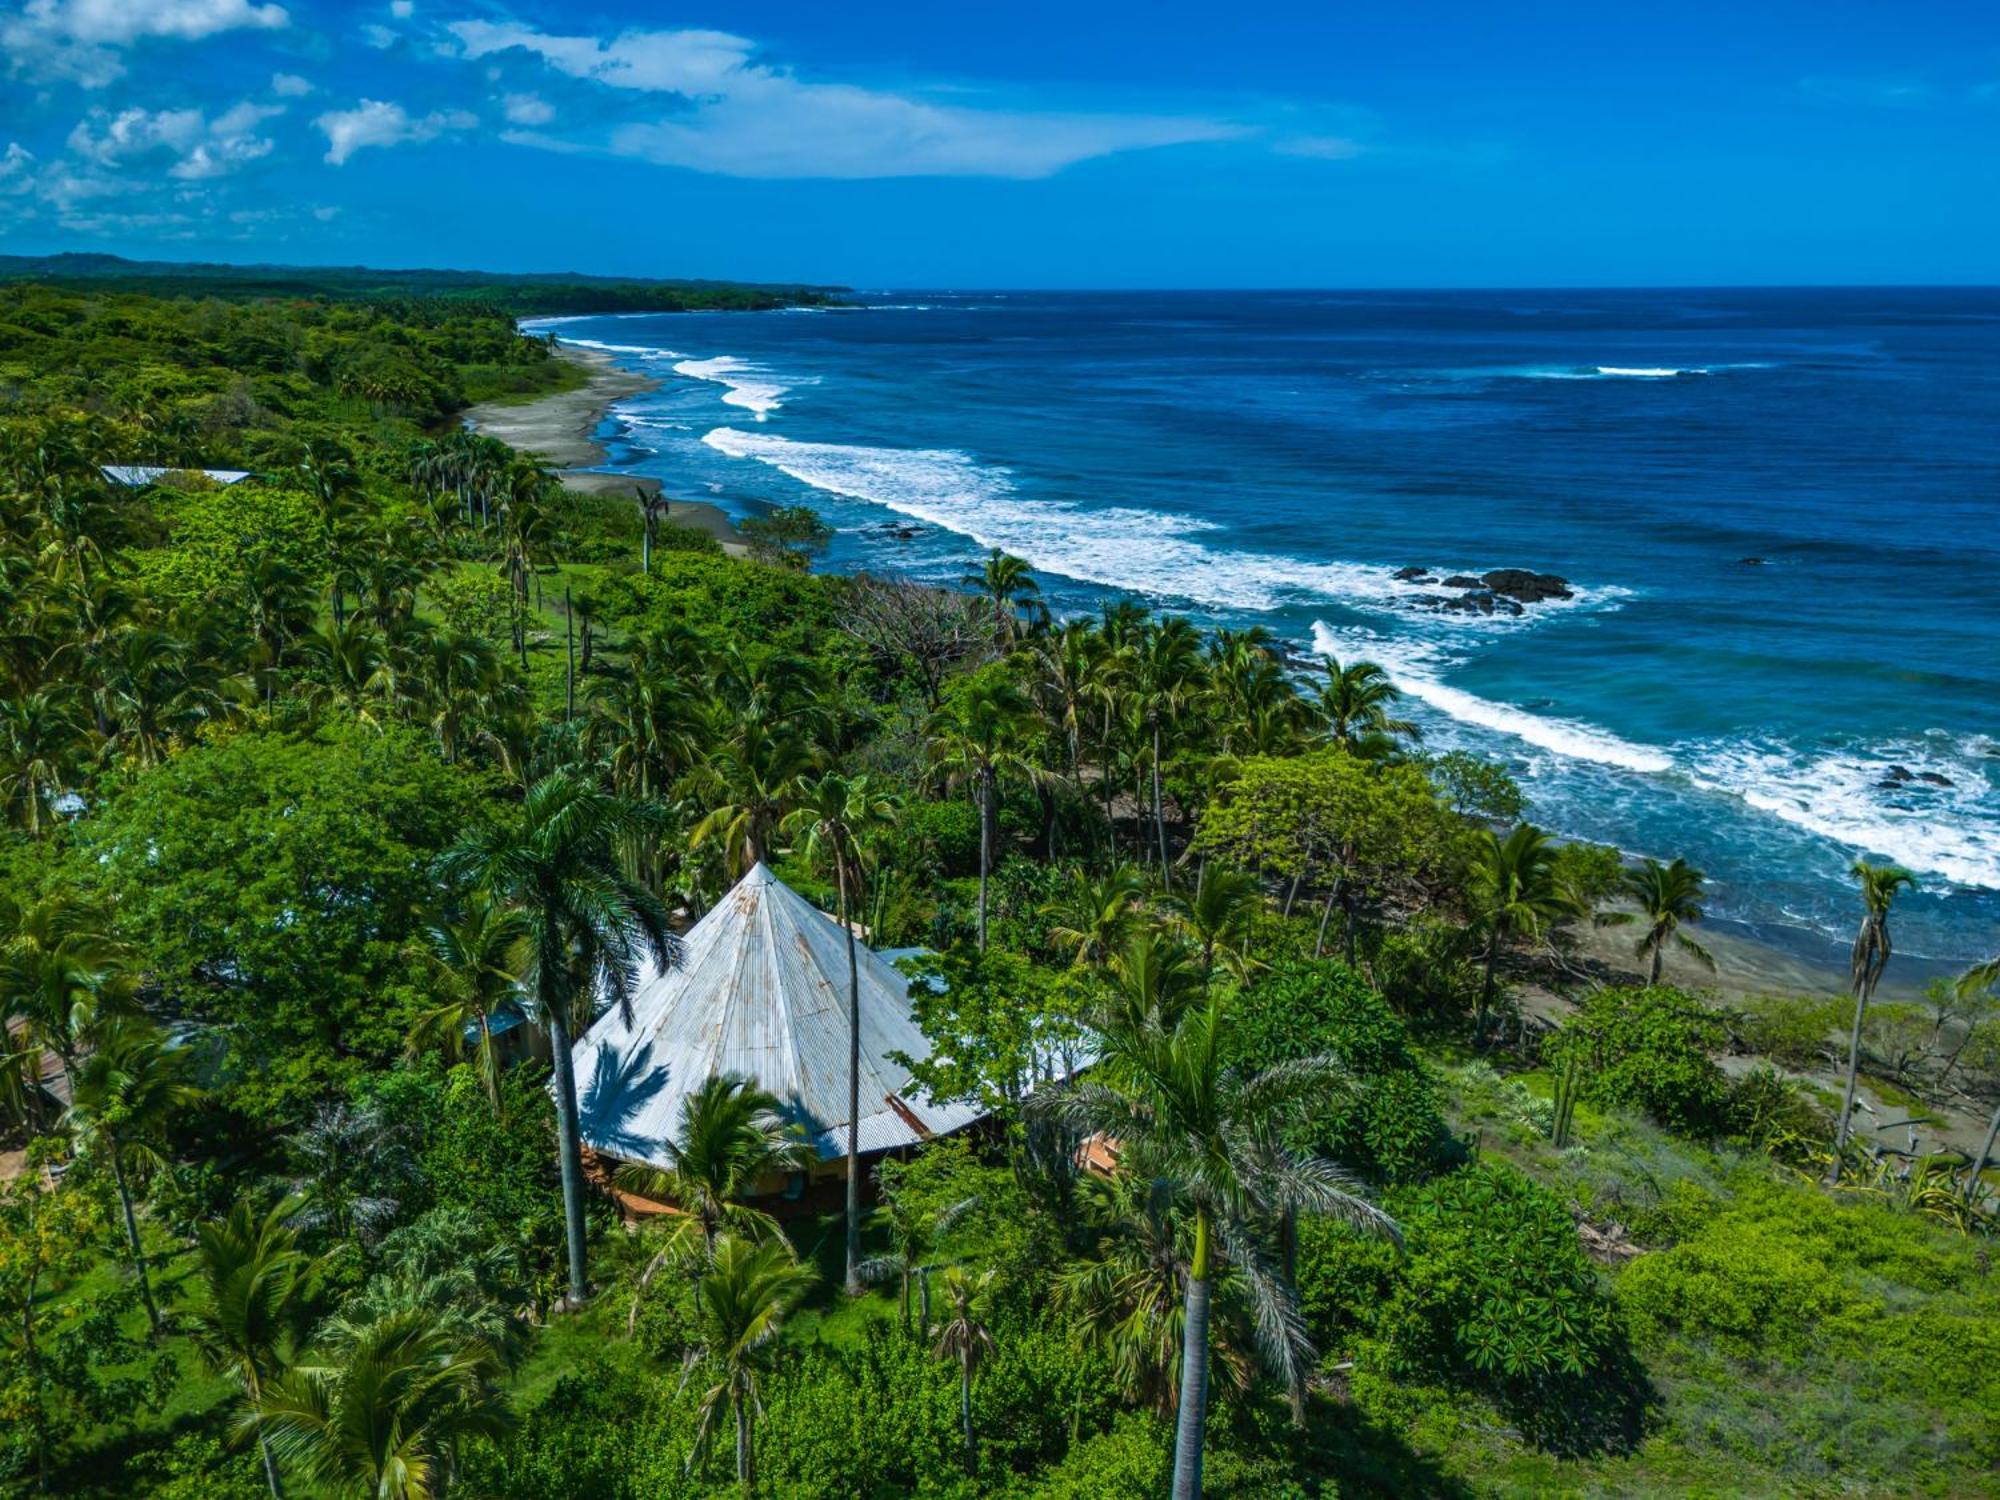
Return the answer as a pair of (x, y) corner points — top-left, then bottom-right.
(511, 333), (1964, 1008)
(464, 345), (750, 558)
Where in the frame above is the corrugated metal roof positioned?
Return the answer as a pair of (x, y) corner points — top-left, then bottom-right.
(100, 465), (253, 487)
(571, 863), (986, 1168)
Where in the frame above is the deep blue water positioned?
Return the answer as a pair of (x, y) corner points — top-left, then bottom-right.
(528, 290), (2000, 967)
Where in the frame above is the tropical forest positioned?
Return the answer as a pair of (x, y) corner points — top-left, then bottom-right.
(0, 278), (1995, 1500)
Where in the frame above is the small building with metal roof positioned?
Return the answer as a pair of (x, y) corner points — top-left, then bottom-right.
(570, 862), (986, 1183)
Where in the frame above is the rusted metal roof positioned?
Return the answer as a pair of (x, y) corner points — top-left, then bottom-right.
(571, 863), (985, 1168)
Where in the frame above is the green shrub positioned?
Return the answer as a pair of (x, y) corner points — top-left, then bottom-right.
(1370, 1163), (1644, 1454)
(1545, 986), (1733, 1137)
(1024, 1415), (1169, 1499)
(1733, 993), (1846, 1070)
(1231, 960), (1455, 1182)
(1619, 1232), (1841, 1358)
(1365, 917), (1483, 1027)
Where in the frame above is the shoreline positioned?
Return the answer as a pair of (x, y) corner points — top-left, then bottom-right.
(463, 346), (750, 558)
(507, 334), (1971, 1005)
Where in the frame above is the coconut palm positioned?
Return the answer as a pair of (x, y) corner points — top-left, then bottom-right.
(614, 1073), (809, 1333)
(931, 1266), (997, 1471)
(782, 772), (902, 1295)
(1829, 861), (1916, 1180)
(639, 485), (670, 574)
(1597, 856), (1714, 986)
(1032, 996), (1398, 1500)
(1958, 958), (1999, 1206)
(1465, 824), (1571, 1046)
(191, 1195), (317, 1500)
(857, 1172), (976, 1335)
(927, 675), (1038, 950)
(256, 1311), (511, 1500)
(1314, 655), (1419, 756)
(686, 1235), (818, 1497)
(437, 772), (678, 1308)
(691, 731), (820, 876)
(62, 1018), (200, 1336)
(1104, 926), (1205, 1032)
(407, 896), (528, 1109)
(1134, 618), (1205, 886)
(0, 893), (139, 1113)
(1041, 863), (1147, 970)
(0, 689), (90, 836)
(963, 549), (1041, 644)
(1165, 862), (1264, 982)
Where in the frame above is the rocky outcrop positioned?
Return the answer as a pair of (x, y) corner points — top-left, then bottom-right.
(1480, 569), (1573, 604)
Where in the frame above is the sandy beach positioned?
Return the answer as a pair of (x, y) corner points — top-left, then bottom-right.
(465, 346), (750, 558)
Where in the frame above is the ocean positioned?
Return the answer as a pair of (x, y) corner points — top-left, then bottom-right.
(526, 289), (2000, 970)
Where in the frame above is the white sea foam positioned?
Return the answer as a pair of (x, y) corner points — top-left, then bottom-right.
(560, 337), (685, 358)
(1687, 740), (2000, 890)
(1308, 622), (1675, 773)
(674, 357), (790, 419)
(703, 428), (1491, 614)
(1489, 361), (1776, 381)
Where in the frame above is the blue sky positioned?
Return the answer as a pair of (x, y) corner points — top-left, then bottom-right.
(1, 0), (1995, 286)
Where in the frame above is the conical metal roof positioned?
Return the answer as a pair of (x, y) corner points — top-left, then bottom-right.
(571, 862), (985, 1167)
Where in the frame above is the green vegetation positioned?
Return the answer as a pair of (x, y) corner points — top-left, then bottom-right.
(0, 281), (1995, 1498)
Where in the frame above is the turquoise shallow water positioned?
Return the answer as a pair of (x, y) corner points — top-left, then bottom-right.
(530, 289), (2000, 966)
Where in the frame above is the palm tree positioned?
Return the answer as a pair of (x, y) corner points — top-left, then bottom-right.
(407, 896), (528, 1109)
(437, 772), (678, 1308)
(1104, 927), (1204, 1032)
(62, 1019), (199, 1336)
(1033, 996), (1398, 1500)
(1166, 863), (1263, 982)
(686, 1236), (817, 1497)
(1041, 863), (1147, 970)
(1957, 957), (1999, 1207)
(614, 1073), (809, 1333)
(963, 549), (1040, 644)
(1465, 824), (1570, 1046)
(1314, 655), (1419, 756)
(191, 1196), (317, 1500)
(256, 1312), (511, 1500)
(1134, 619), (1205, 886)
(1830, 861), (1916, 1180)
(927, 676), (1038, 950)
(691, 732), (819, 876)
(1597, 856), (1714, 986)
(930, 1266), (996, 1471)
(782, 772), (902, 1294)
(639, 485), (669, 574)
(0, 689), (89, 836)
(857, 1172), (976, 1335)
(0, 893), (138, 1112)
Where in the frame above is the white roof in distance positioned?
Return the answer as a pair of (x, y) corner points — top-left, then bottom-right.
(572, 863), (986, 1167)
(101, 466), (253, 488)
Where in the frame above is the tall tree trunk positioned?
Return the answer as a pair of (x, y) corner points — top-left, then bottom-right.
(840, 856), (863, 1296)
(563, 586), (575, 722)
(1830, 968), (1877, 1184)
(977, 770), (993, 951)
(1280, 1205), (1305, 1426)
(1313, 880), (1339, 960)
(960, 1355), (976, 1470)
(1342, 888), (1358, 967)
(737, 1394), (753, 1496)
(1152, 723), (1171, 890)
(1475, 932), (1499, 1048)
(257, 1427), (285, 1500)
(1966, 1099), (2000, 1208)
(107, 1144), (162, 1336)
(1170, 1209), (1213, 1500)
(1648, 940), (1664, 987)
(548, 1021), (592, 1306)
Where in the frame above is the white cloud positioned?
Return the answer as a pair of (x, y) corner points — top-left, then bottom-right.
(501, 91), (553, 126)
(65, 100), (282, 180)
(1277, 135), (1366, 161)
(447, 19), (1241, 179)
(4, 0), (289, 86)
(389, 0), (413, 16)
(315, 99), (476, 165)
(0, 143), (35, 194)
(271, 71), (313, 97)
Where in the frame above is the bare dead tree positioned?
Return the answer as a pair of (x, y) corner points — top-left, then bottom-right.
(839, 572), (990, 709)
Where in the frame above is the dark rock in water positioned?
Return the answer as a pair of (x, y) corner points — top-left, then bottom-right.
(1878, 765), (1916, 789)
(1442, 574), (1483, 589)
(1482, 568), (1574, 603)
(1393, 565), (1436, 583)
(1442, 591), (1500, 615)
(1739, 556), (1767, 566)
(1917, 771), (1954, 788)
